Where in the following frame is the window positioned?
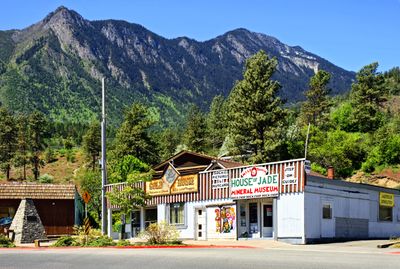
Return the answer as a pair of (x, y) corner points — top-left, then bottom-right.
(322, 204), (332, 219)
(379, 206), (393, 222)
(170, 203), (185, 225)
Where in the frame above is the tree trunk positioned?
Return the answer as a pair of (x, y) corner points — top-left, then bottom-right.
(23, 163), (26, 181)
(6, 165), (10, 181)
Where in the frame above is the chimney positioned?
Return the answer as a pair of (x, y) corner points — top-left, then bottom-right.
(327, 166), (334, 180)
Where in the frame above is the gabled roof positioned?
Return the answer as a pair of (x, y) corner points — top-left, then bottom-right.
(152, 150), (243, 179)
(153, 150), (216, 171)
(0, 183), (76, 200)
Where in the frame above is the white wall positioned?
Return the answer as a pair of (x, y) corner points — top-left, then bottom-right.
(157, 199), (235, 240)
(276, 193), (304, 242)
(368, 192), (400, 238)
(305, 181), (400, 240)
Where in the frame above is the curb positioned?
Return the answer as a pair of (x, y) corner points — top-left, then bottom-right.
(1, 245), (257, 250)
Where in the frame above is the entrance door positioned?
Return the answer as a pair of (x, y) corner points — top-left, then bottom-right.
(249, 203), (259, 238)
(262, 204), (273, 237)
(195, 208), (206, 240)
(321, 202), (335, 238)
(131, 210), (141, 237)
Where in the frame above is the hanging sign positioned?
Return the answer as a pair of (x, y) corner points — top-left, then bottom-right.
(282, 166), (297, 185)
(212, 170), (229, 189)
(230, 166), (279, 199)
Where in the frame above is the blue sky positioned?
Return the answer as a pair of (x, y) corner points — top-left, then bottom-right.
(0, 0), (399, 72)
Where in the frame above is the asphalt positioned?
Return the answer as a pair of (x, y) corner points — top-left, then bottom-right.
(1, 243), (399, 269)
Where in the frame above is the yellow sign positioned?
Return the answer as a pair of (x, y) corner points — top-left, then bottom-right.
(379, 192), (394, 207)
(171, 174), (198, 194)
(146, 179), (170, 196)
(146, 174), (198, 196)
(82, 191), (91, 204)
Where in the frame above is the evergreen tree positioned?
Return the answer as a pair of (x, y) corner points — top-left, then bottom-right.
(114, 103), (158, 164)
(228, 50), (286, 163)
(207, 95), (228, 153)
(0, 108), (18, 180)
(384, 66), (400, 95)
(82, 121), (101, 171)
(301, 70), (332, 127)
(182, 105), (208, 153)
(157, 128), (180, 160)
(28, 111), (48, 180)
(13, 114), (29, 180)
(350, 62), (387, 132)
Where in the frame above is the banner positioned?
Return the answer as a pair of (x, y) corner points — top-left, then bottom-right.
(230, 166), (279, 199)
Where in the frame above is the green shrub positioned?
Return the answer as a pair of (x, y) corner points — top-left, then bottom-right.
(0, 234), (15, 248)
(139, 221), (180, 245)
(52, 236), (78, 247)
(66, 150), (76, 163)
(116, 239), (131, 246)
(44, 148), (57, 163)
(85, 235), (116, 247)
(38, 173), (54, 183)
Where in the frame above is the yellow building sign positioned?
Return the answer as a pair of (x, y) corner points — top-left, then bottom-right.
(146, 179), (170, 196)
(379, 192), (394, 207)
(146, 174), (198, 196)
(171, 174), (198, 194)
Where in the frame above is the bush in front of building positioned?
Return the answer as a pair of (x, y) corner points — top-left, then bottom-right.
(0, 234), (15, 248)
(116, 239), (131, 246)
(53, 236), (79, 247)
(85, 235), (116, 247)
(139, 221), (181, 245)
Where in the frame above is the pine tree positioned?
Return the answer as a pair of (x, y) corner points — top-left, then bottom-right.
(82, 120), (101, 171)
(350, 62), (387, 132)
(157, 128), (180, 160)
(207, 95), (228, 153)
(301, 70), (332, 127)
(114, 103), (158, 164)
(0, 108), (18, 180)
(13, 114), (29, 180)
(228, 50), (286, 163)
(28, 111), (48, 180)
(182, 105), (208, 153)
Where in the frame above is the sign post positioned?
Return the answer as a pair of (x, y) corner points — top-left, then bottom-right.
(82, 191), (91, 236)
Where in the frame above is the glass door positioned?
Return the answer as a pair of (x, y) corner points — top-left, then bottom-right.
(249, 203), (258, 237)
(262, 204), (273, 237)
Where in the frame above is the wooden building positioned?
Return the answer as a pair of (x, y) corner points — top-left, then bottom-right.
(106, 151), (400, 244)
(0, 183), (83, 236)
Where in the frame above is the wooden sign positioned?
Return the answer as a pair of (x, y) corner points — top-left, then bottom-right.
(146, 174), (198, 196)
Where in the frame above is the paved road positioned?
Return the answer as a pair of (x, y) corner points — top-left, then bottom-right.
(0, 247), (399, 269)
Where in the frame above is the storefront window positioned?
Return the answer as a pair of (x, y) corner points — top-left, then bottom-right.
(379, 206), (392, 221)
(322, 204), (332, 219)
(170, 203), (185, 225)
(145, 208), (157, 227)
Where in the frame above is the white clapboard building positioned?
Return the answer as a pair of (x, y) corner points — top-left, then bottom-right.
(106, 151), (400, 244)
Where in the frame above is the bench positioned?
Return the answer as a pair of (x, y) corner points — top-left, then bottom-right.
(34, 239), (50, 247)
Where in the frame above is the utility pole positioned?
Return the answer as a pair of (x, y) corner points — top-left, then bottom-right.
(101, 78), (108, 235)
